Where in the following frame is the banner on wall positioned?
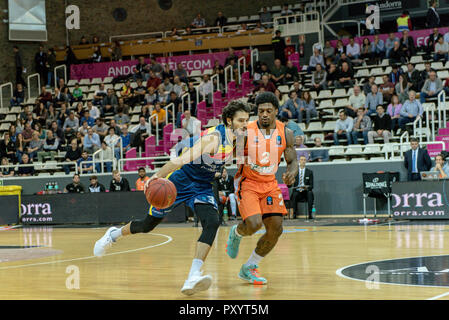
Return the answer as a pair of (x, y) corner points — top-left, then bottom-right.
(70, 50), (246, 81)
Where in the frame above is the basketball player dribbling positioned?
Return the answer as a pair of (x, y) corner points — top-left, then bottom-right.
(93, 101), (250, 296)
(226, 92), (298, 285)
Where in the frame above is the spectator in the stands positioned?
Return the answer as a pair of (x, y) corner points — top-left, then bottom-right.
(360, 38), (373, 61)
(114, 107), (130, 130)
(396, 74), (410, 104)
(46, 104), (57, 128)
(272, 30), (286, 65)
(63, 112), (79, 141)
(103, 104), (116, 119)
(280, 117), (304, 137)
(435, 36), (449, 62)
(400, 30), (416, 61)
(280, 91), (299, 120)
(39, 86), (53, 107)
(335, 39), (345, 60)
(311, 63), (327, 92)
(254, 75), (276, 93)
(191, 13), (206, 28)
(93, 84), (107, 106)
(334, 110), (353, 145)
(368, 105), (392, 144)
(83, 128), (101, 154)
(260, 7), (272, 24)
(37, 130), (58, 162)
(92, 118), (109, 140)
(103, 88), (118, 108)
(104, 127), (121, 160)
(285, 60), (299, 83)
(35, 45), (47, 86)
(389, 65), (402, 86)
(88, 176), (105, 193)
(431, 154), (449, 179)
(396, 10), (412, 32)
(34, 102), (48, 128)
(15, 133), (25, 163)
(91, 46), (102, 63)
(323, 40), (335, 61)
(295, 135), (309, 161)
(390, 41), (405, 64)
(109, 41), (122, 62)
(225, 48), (238, 66)
(174, 63), (188, 83)
(149, 58), (163, 79)
(166, 92), (182, 127)
(255, 21), (265, 32)
(86, 101), (100, 121)
(156, 85), (168, 104)
(134, 79), (147, 105)
(365, 84), (383, 116)
(121, 80), (137, 107)
(50, 121), (64, 145)
(145, 86), (158, 106)
(109, 170), (130, 192)
(0, 157), (14, 177)
(162, 63), (174, 82)
(18, 153), (34, 177)
(181, 110), (201, 137)
(426, 0), (441, 28)
(351, 107), (371, 145)
(64, 174), (85, 193)
(399, 91), (423, 131)
(271, 59), (286, 86)
(387, 94), (402, 132)
(135, 167), (150, 191)
(120, 124), (131, 154)
(326, 63), (339, 88)
(134, 56), (149, 81)
(162, 77), (173, 93)
(310, 137), (329, 162)
(385, 33), (399, 58)
(27, 131), (44, 160)
(421, 62), (434, 84)
(336, 62), (354, 88)
(346, 37), (360, 61)
(130, 116), (150, 152)
(291, 81), (302, 97)
(427, 27), (443, 56)
(308, 48), (325, 74)
(214, 11), (227, 27)
(22, 121), (34, 145)
(370, 35), (385, 61)
(298, 91), (317, 125)
(95, 141), (113, 173)
(281, 3), (293, 16)
(80, 110), (95, 128)
(347, 85), (366, 118)
(199, 74), (213, 104)
(420, 71), (443, 103)
(274, 89), (287, 107)
(10, 83), (25, 107)
(173, 76), (186, 97)
(72, 83), (83, 102)
(77, 150), (93, 174)
(0, 132), (16, 163)
(74, 102), (85, 120)
(63, 138), (81, 174)
(379, 75), (395, 103)
(337, 52), (353, 70)
(109, 119), (121, 136)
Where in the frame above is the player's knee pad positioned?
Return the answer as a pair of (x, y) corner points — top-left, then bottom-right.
(195, 204), (220, 246)
(130, 215), (163, 234)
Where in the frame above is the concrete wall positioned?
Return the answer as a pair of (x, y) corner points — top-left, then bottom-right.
(1, 160), (414, 216)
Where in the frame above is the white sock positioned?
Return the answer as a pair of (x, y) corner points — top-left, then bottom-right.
(188, 259), (204, 279)
(110, 227), (122, 242)
(244, 250), (263, 267)
(234, 226), (243, 238)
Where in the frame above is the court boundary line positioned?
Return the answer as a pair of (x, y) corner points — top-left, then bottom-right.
(0, 232), (173, 270)
(336, 253), (449, 293)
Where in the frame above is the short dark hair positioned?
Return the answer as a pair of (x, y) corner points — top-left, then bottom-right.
(339, 110), (348, 116)
(280, 116), (289, 123)
(221, 100), (251, 125)
(436, 153), (444, 160)
(255, 92), (279, 110)
(138, 167), (146, 172)
(73, 174), (80, 178)
(410, 137), (419, 143)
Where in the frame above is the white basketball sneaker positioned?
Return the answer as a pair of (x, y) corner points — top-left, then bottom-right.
(181, 271), (213, 296)
(93, 227), (119, 257)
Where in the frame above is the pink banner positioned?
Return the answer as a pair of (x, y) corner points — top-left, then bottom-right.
(330, 27), (449, 49)
(70, 50), (248, 81)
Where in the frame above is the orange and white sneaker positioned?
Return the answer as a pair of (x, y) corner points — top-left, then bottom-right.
(238, 264), (267, 285)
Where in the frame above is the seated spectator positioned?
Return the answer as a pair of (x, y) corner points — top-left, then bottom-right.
(291, 81), (302, 97)
(191, 13), (206, 28)
(135, 167), (150, 191)
(371, 35), (385, 60)
(72, 83), (83, 102)
(308, 49), (325, 73)
(420, 71), (443, 103)
(390, 41), (405, 64)
(326, 63), (339, 88)
(83, 128), (101, 154)
(130, 116), (151, 152)
(64, 138), (82, 174)
(10, 83), (25, 107)
(310, 137), (329, 162)
(151, 101), (166, 130)
(109, 41), (122, 62)
(346, 37), (360, 60)
(17, 153), (34, 177)
(80, 110), (95, 127)
(389, 65), (402, 85)
(21, 121), (34, 145)
(91, 46), (102, 63)
(420, 62), (434, 87)
(77, 150), (94, 174)
(63, 112), (79, 141)
(280, 117), (304, 137)
(92, 118), (109, 140)
(149, 59), (163, 79)
(114, 107), (130, 130)
(405, 63), (421, 92)
(0, 157), (14, 177)
(351, 107), (372, 145)
(173, 76), (187, 97)
(53, 87), (68, 107)
(387, 95), (402, 132)
(15, 133), (25, 163)
(365, 85), (383, 116)
(134, 79), (147, 105)
(385, 33), (399, 58)
(95, 141), (113, 173)
(103, 89), (118, 107)
(162, 77), (174, 93)
(0, 132), (17, 163)
(295, 135), (310, 161)
(311, 64), (327, 92)
(88, 175), (105, 192)
(347, 85), (366, 118)
(335, 62), (354, 88)
(174, 63), (188, 83)
(379, 75), (395, 103)
(161, 63), (174, 82)
(323, 40), (335, 61)
(399, 91), (423, 131)
(427, 28), (443, 56)
(360, 38), (373, 61)
(214, 11), (226, 27)
(109, 119), (121, 136)
(49, 121), (65, 145)
(335, 40), (345, 60)
(199, 74), (213, 104)
(254, 75), (276, 93)
(109, 170), (130, 192)
(145, 86), (158, 105)
(271, 59), (286, 86)
(120, 124), (132, 154)
(431, 154), (449, 178)
(116, 98), (130, 116)
(435, 36), (449, 61)
(87, 101), (100, 120)
(274, 89), (287, 108)
(104, 127), (121, 160)
(363, 76), (376, 95)
(285, 60), (299, 83)
(64, 174), (85, 193)
(396, 74), (410, 104)
(260, 7), (272, 24)
(121, 80), (137, 107)
(337, 53), (354, 70)
(216, 167), (237, 220)
(334, 110), (353, 145)
(37, 130), (59, 162)
(400, 30), (416, 61)
(181, 110), (201, 137)
(38, 86), (53, 107)
(368, 105), (392, 144)
(280, 91), (299, 120)
(27, 131), (44, 160)
(298, 91), (317, 125)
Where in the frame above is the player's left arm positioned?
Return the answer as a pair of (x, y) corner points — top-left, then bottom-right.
(282, 128), (298, 186)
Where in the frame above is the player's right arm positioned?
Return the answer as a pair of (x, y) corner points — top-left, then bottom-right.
(147, 133), (220, 183)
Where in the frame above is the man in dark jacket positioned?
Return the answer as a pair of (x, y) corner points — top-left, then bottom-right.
(272, 30), (286, 65)
(289, 155), (314, 219)
(109, 170), (130, 192)
(13, 46), (25, 86)
(35, 45), (48, 85)
(404, 138), (432, 181)
(216, 167), (237, 220)
(88, 176), (106, 192)
(426, 0), (440, 28)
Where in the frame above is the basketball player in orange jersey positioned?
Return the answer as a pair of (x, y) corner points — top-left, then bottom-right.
(93, 101), (250, 296)
(226, 91), (298, 285)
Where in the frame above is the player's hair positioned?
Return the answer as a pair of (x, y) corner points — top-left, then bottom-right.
(221, 100), (251, 125)
(138, 167), (145, 172)
(255, 91), (279, 110)
(112, 170), (119, 175)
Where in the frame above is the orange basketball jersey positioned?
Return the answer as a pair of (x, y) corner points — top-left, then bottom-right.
(238, 120), (287, 183)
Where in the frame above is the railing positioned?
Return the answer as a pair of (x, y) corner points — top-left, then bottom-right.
(164, 102), (175, 129)
(148, 113), (160, 145)
(273, 11), (320, 38)
(54, 65), (67, 89)
(0, 161), (79, 176)
(109, 31), (164, 43)
(27, 73), (40, 102)
(224, 65), (234, 93)
(180, 92), (191, 115)
(438, 90), (447, 130)
(211, 73), (219, 97)
(250, 48), (259, 76)
(90, 148), (117, 174)
(323, 19), (362, 38)
(237, 56), (246, 85)
(118, 156), (171, 173)
(0, 82), (13, 109)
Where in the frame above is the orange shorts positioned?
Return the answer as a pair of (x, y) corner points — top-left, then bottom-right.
(236, 178), (287, 221)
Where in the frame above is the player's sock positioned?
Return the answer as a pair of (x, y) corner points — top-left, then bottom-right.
(244, 250), (263, 267)
(234, 226), (243, 238)
(188, 259), (204, 279)
(110, 227), (122, 242)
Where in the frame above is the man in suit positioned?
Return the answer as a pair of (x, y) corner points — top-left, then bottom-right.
(289, 155), (314, 219)
(216, 167), (237, 221)
(427, 0), (440, 28)
(34, 45), (47, 86)
(404, 138), (432, 181)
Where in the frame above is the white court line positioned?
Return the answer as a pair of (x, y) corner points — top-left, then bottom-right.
(0, 232), (172, 270)
(427, 291), (449, 300)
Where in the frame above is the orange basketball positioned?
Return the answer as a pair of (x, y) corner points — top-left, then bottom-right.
(145, 178), (177, 209)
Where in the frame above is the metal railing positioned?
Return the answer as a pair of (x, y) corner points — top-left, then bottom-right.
(90, 148), (117, 174)
(437, 90), (447, 130)
(118, 155), (171, 173)
(164, 102), (175, 129)
(0, 82), (13, 109)
(237, 56), (246, 85)
(148, 113), (160, 145)
(273, 11), (321, 38)
(109, 31), (164, 43)
(250, 48), (259, 77)
(180, 92), (191, 114)
(224, 65), (234, 93)
(323, 19), (362, 38)
(54, 65), (67, 89)
(0, 161), (79, 176)
(27, 73), (40, 102)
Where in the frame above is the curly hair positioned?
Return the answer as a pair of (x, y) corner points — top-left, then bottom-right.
(255, 91), (279, 110)
(221, 100), (251, 125)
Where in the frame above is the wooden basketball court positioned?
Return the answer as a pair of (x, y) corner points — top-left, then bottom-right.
(1, 221), (449, 300)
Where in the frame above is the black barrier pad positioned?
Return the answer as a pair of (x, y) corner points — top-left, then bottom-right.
(0, 195), (19, 225)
